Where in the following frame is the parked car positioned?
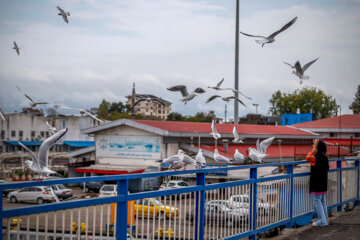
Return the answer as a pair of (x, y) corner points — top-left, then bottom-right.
(82, 181), (105, 193)
(51, 184), (73, 200)
(99, 184), (117, 197)
(229, 194), (275, 215)
(133, 198), (179, 219)
(159, 180), (189, 189)
(187, 200), (249, 227)
(0, 180), (17, 197)
(7, 186), (56, 204)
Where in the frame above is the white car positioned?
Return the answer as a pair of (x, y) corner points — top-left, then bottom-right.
(159, 180), (189, 189)
(51, 184), (73, 200)
(99, 184), (117, 197)
(229, 194), (275, 215)
(7, 186), (56, 204)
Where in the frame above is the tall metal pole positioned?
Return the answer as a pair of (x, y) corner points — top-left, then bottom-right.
(234, 0), (240, 124)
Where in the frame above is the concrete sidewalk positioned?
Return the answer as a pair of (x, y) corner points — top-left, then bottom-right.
(271, 206), (360, 240)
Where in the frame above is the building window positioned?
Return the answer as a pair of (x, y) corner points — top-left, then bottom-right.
(31, 131), (35, 137)
(0, 130), (4, 139)
(355, 133), (360, 138)
(330, 132), (338, 138)
(40, 131), (45, 137)
(11, 130), (16, 137)
(46, 132), (50, 138)
(146, 108), (148, 112)
(18, 131), (23, 137)
(158, 110), (161, 114)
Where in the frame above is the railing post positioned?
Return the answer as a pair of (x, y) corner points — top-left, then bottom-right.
(337, 160), (342, 212)
(287, 164), (294, 228)
(355, 160), (359, 207)
(195, 172), (206, 240)
(249, 167), (257, 240)
(116, 179), (129, 240)
(0, 188), (2, 240)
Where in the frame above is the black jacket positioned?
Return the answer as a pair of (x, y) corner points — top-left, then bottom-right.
(309, 140), (329, 193)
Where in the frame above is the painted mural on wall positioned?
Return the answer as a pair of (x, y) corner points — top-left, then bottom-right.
(96, 135), (161, 159)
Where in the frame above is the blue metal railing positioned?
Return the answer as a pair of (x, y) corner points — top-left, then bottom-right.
(1, 158), (359, 240)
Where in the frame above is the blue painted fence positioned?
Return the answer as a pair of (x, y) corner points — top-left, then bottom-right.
(1, 158), (359, 240)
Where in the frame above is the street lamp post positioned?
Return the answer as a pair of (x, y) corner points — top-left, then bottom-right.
(234, 0), (240, 124)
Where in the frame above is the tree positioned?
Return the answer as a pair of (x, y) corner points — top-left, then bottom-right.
(167, 112), (186, 121)
(349, 85), (360, 114)
(269, 87), (338, 120)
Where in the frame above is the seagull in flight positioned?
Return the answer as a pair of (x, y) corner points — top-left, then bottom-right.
(13, 41), (20, 55)
(208, 78), (251, 100)
(16, 86), (50, 108)
(284, 57), (319, 84)
(18, 128), (68, 177)
(206, 95), (246, 106)
(240, 17), (298, 47)
(195, 149), (206, 168)
(0, 107), (7, 122)
(57, 6), (70, 23)
(248, 137), (275, 163)
(210, 119), (221, 139)
(214, 149), (231, 167)
(231, 149), (245, 165)
(55, 105), (104, 123)
(167, 85), (206, 104)
(232, 126), (244, 144)
(45, 120), (56, 135)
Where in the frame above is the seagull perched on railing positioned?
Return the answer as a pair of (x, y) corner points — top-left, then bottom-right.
(231, 149), (245, 165)
(16, 86), (51, 108)
(284, 57), (319, 84)
(248, 137), (275, 163)
(240, 17), (298, 47)
(167, 85), (206, 104)
(232, 126), (244, 144)
(214, 149), (231, 167)
(157, 149), (184, 170)
(55, 105), (104, 123)
(18, 128), (68, 177)
(13, 41), (20, 55)
(57, 6), (70, 23)
(206, 95), (246, 106)
(195, 149), (206, 169)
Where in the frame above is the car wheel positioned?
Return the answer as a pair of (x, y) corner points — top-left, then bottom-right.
(37, 198), (44, 204)
(85, 187), (89, 193)
(10, 196), (17, 203)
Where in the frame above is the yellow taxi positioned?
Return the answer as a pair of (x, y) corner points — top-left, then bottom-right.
(133, 198), (179, 219)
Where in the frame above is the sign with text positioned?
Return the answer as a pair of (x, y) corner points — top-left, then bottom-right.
(96, 135), (161, 159)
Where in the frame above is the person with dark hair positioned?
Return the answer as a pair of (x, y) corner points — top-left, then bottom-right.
(308, 139), (329, 226)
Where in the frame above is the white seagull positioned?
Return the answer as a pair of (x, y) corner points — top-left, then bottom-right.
(16, 86), (50, 108)
(248, 137), (275, 163)
(214, 149), (231, 167)
(55, 105), (104, 123)
(208, 78), (225, 90)
(231, 149), (245, 165)
(57, 6), (70, 23)
(195, 149), (206, 168)
(13, 41), (20, 55)
(167, 85), (206, 104)
(157, 149), (184, 170)
(208, 78), (251, 99)
(284, 57), (319, 84)
(240, 17), (298, 47)
(18, 128), (68, 177)
(45, 120), (56, 135)
(206, 95), (246, 106)
(232, 126), (245, 144)
(0, 107), (7, 122)
(210, 119), (221, 139)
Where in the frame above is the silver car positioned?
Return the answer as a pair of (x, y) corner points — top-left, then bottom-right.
(51, 184), (73, 200)
(7, 186), (56, 204)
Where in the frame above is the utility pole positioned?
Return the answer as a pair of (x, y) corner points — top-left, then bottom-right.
(234, 0), (240, 124)
(224, 104), (228, 123)
(253, 103), (259, 114)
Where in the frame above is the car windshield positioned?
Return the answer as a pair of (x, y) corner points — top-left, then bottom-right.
(151, 199), (163, 206)
(44, 187), (51, 191)
(102, 186), (114, 191)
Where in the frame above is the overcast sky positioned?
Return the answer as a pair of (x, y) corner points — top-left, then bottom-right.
(0, 0), (359, 120)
